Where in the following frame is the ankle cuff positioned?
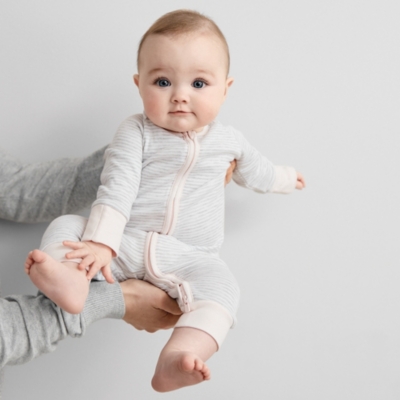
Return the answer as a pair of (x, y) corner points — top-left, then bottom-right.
(174, 300), (233, 349)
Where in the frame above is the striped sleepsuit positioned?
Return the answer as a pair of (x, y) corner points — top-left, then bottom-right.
(40, 113), (297, 347)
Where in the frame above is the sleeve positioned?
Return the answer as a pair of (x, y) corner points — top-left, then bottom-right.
(0, 146), (106, 223)
(0, 281), (124, 368)
(231, 129), (297, 194)
(81, 115), (144, 255)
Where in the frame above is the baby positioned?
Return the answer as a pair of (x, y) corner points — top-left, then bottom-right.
(25, 9), (305, 392)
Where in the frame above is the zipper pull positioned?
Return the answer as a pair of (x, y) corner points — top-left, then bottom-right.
(177, 283), (191, 313)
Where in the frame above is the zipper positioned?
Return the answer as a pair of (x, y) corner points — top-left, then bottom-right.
(145, 231), (193, 313)
(144, 131), (199, 313)
(161, 131), (199, 235)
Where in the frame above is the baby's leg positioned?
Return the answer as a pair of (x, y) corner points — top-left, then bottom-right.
(151, 327), (217, 392)
(25, 249), (89, 314)
(25, 215), (91, 314)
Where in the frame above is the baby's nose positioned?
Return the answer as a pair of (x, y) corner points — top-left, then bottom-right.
(171, 86), (189, 103)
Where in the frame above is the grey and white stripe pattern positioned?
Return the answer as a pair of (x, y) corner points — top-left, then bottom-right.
(92, 114), (278, 250)
(40, 114), (296, 342)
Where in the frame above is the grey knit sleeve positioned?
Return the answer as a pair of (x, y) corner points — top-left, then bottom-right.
(0, 281), (124, 368)
(0, 146), (107, 223)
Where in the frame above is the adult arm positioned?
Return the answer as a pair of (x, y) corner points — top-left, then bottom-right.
(0, 281), (123, 368)
(0, 279), (181, 368)
(0, 146), (106, 223)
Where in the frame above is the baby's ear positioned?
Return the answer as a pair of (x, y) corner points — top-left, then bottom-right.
(133, 74), (140, 87)
(224, 77), (234, 98)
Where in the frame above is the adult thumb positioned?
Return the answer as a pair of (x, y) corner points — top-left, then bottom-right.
(160, 295), (182, 315)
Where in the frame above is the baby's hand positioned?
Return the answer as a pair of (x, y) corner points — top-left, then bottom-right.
(296, 172), (306, 190)
(63, 240), (114, 283)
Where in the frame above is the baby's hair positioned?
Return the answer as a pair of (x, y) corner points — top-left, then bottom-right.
(137, 9), (230, 73)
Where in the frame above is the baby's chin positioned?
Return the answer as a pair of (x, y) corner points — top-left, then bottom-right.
(153, 121), (205, 134)
(146, 112), (211, 133)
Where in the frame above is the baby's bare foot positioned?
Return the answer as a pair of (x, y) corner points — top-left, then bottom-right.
(27, 249), (88, 314)
(151, 351), (210, 392)
(24, 250), (37, 274)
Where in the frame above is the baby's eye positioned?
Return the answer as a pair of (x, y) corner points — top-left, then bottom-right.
(156, 79), (171, 87)
(192, 80), (206, 89)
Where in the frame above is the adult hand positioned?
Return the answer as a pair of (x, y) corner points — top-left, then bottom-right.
(225, 160), (237, 186)
(120, 279), (182, 332)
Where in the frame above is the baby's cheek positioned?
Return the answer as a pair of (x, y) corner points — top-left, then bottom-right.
(201, 105), (220, 124)
(144, 97), (162, 120)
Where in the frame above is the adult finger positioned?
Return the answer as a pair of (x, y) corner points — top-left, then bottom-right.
(157, 313), (181, 330)
(158, 293), (182, 315)
(224, 160), (236, 186)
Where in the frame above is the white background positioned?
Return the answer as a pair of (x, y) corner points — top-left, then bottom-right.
(1, 0), (399, 399)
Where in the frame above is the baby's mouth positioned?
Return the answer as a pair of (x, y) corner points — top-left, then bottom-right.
(170, 110), (191, 114)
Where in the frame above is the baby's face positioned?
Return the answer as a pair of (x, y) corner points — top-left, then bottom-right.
(134, 32), (233, 133)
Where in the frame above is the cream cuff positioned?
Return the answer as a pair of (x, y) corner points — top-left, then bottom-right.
(174, 300), (234, 349)
(82, 204), (127, 256)
(271, 165), (297, 194)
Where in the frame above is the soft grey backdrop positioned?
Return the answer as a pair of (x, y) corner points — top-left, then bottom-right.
(1, 0), (399, 399)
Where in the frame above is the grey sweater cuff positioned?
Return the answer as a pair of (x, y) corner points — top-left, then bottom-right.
(82, 281), (125, 326)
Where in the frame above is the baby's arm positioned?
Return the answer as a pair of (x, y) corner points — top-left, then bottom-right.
(272, 166), (306, 193)
(77, 115), (145, 271)
(231, 129), (305, 194)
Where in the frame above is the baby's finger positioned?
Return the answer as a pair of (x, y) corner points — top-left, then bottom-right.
(66, 248), (90, 259)
(63, 240), (84, 250)
(296, 181), (304, 190)
(86, 261), (102, 281)
(78, 255), (95, 270)
(102, 265), (115, 284)
(297, 172), (306, 187)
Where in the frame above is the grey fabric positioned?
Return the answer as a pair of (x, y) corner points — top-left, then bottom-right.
(0, 281), (124, 368)
(0, 146), (106, 223)
(0, 147), (124, 387)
